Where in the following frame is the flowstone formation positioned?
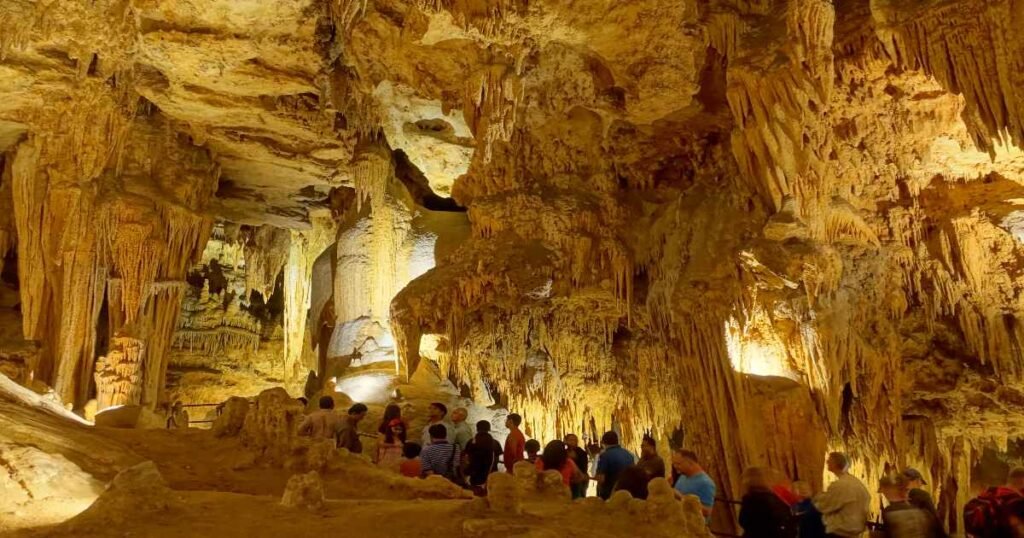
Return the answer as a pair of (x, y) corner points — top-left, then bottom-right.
(2, 0), (1024, 535)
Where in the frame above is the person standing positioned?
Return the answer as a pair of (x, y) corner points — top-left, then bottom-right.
(615, 465), (652, 499)
(374, 418), (406, 469)
(793, 481), (826, 538)
(813, 452), (870, 538)
(596, 431), (635, 500)
(964, 468), (1024, 538)
(464, 420), (502, 494)
(525, 439), (541, 464)
(420, 402), (454, 446)
(297, 396), (344, 446)
(503, 413), (526, 473)
(672, 449), (716, 522)
(399, 442), (422, 478)
(738, 467), (796, 538)
(565, 434), (589, 499)
(878, 473), (943, 538)
(901, 468), (937, 515)
(637, 435), (666, 480)
(450, 407), (474, 451)
(536, 440), (586, 487)
(420, 424), (461, 480)
(378, 403), (405, 436)
(335, 403), (368, 454)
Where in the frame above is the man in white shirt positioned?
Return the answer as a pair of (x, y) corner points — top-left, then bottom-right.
(420, 402), (455, 446)
(450, 407), (474, 450)
(814, 452), (870, 537)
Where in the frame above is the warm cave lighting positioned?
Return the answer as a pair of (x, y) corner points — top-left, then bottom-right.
(334, 371), (395, 404)
(725, 316), (798, 380)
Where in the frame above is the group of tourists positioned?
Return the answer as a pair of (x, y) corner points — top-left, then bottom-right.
(295, 399), (1024, 537)
(734, 451), (943, 538)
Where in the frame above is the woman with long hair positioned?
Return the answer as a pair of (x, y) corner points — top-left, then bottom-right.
(536, 440), (586, 487)
(378, 403), (403, 436)
(375, 418), (407, 469)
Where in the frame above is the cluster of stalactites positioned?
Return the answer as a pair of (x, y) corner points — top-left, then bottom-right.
(93, 336), (145, 409)
(242, 226), (291, 301)
(4, 85), (218, 407)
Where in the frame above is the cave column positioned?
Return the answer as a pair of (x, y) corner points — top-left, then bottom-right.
(8, 91), (130, 407)
(282, 213), (337, 382)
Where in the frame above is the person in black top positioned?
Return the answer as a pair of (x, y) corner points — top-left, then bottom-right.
(738, 467), (796, 538)
(901, 468), (937, 514)
(615, 465), (651, 500)
(879, 474), (943, 538)
(564, 434), (589, 498)
(463, 420), (502, 495)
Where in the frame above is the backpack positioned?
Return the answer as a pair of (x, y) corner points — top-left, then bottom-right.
(444, 443), (469, 489)
(964, 486), (1021, 538)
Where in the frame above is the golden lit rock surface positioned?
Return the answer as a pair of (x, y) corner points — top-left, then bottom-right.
(3, 0), (1024, 536)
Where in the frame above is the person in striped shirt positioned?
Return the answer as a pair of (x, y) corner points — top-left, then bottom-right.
(420, 424), (461, 479)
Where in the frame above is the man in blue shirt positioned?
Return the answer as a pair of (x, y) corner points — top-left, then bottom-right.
(672, 448), (716, 521)
(595, 431), (635, 499)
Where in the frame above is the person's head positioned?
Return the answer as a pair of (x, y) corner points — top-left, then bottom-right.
(506, 413), (522, 429)
(792, 480), (813, 500)
(601, 431), (619, 447)
(641, 435), (657, 457)
(564, 433), (579, 448)
(385, 418), (406, 443)
(402, 442), (422, 459)
(614, 465), (650, 500)
(318, 395), (335, 410)
(428, 402), (447, 421)
(382, 403), (402, 422)
(878, 473), (909, 503)
(742, 467), (771, 493)
(901, 468), (927, 489)
(1009, 467), (1024, 491)
(525, 439), (541, 456)
(826, 452), (850, 476)
(451, 407), (468, 424)
(475, 420), (491, 435)
(540, 440), (568, 471)
(428, 423), (448, 441)
(297, 397), (308, 407)
(671, 449), (701, 476)
(348, 403), (368, 422)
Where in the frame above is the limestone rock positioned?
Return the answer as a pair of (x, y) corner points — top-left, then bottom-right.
(211, 396), (250, 438)
(0, 443), (104, 510)
(485, 472), (522, 515)
(66, 461), (179, 530)
(93, 405), (166, 430)
(280, 471), (325, 512)
(240, 388), (304, 464)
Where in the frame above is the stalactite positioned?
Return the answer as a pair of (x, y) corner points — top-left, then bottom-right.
(242, 226), (290, 301)
(464, 65), (524, 162)
(94, 336), (145, 409)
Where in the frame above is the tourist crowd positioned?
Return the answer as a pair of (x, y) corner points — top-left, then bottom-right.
(296, 397), (1024, 537)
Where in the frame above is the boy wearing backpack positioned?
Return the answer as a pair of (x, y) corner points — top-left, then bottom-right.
(964, 468), (1024, 538)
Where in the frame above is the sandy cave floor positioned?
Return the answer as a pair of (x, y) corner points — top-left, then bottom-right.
(6, 425), (668, 538)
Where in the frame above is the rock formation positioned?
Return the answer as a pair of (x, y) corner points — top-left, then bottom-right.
(2, 0), (1024, 535)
